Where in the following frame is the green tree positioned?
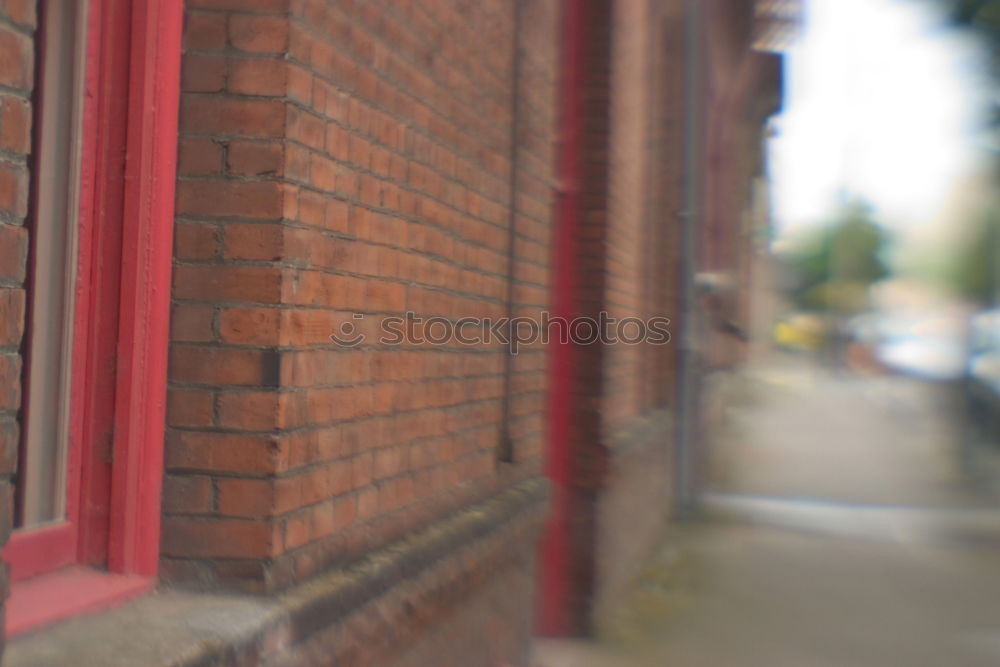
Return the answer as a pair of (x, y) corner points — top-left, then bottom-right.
(933, 1), (1000, 303)
(779, 201), (891, 313)
(951, 207), (1000, 303)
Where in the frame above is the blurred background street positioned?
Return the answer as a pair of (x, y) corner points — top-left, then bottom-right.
(536, 354), (1000, 666)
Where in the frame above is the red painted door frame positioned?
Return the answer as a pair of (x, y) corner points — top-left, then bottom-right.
(4, 0), (183, 635)
(537, 0), (586, 637)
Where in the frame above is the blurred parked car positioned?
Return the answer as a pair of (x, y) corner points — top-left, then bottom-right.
(963, 309), (1000, 447)
(872, 312), (969, 382)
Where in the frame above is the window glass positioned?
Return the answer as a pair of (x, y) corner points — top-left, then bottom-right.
(19, 0), (89, 528)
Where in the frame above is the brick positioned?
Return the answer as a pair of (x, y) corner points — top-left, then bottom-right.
(283, 142), (310, 182)
(0, 352), (20, 410)
(167, 388), (215, 428)
(165, 431), (282, 475)
(0, 287), (24, 346)
(0, 96), (30, 154)
(176, 180), (284, 219)
(174, 221), (219, 259)
(0, 164), (27, 219)
(324, 123), (349, 158)
(181, 97), (286, 137)
(0, 223), (27, 283)
(217, 477), (276, 517)
(229, 15), (289, 54)
(286, 106), (325, 147)
(335, 164), (358, 198)
(351, 452), (373, 489)
(0, 419), (18, 475)
(172, 264), (284, 304)
(278, 312), (347, 348)
(324, 199), (350, 233)
(170, 304), (215, 342)
(161, 516), (277, 558)
(293, 190), (326, 227)
(347, 133), (370, 168)
(181, 54), (226, 92)
(305, 386), (373, 423)
(364, 280), (405, 312)
(286, 64), (312, 104)
(217, 390), (279, 430)
(275, 465), (335, 512)
(377, 476), (413, 511)
(162, 474), (214, 514)
(277, 347), (369, 386)
(281, 512), (309, 551)
(282, 271), (367, 309)
(281, 495), (355, 551)
(373, 446), (407, 480)
(170, 347), (278, 386)
(219, 306), (281, 345)
(327, 460), (352, 497)
(309, 153), (336, 192)
(228, 58), (287, 97)
(223, 223), (285, 261)
(177, 138), (223, 176)
(3, 0), (36, 27)
(227, 140), (283, 176)
(0, 27), (30, 90)
(356, 486), (378, 520)
(185, 11), (227, 51)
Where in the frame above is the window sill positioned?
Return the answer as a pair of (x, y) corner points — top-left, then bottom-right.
(7, 566), (152, 637)
(5, 479), (551, 666)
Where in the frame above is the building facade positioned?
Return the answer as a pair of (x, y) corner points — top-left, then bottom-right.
(0, 0), (786, 664)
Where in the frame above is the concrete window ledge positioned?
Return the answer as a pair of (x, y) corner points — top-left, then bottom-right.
(7, 478), (550, 667)
(8, 592), (285, 667)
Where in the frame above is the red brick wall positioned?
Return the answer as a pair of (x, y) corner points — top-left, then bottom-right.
(700, 0), (782, 369)
(0, 0), (34, 651)
(590, 0), (678, 628)
(650, 2), (687, 409)
(263, 486), (544, 666)
(554, 0), (781, 633)
(603, 0), (652, 431)
(548, 0), (683, 634)
(164, 0), (558, 614)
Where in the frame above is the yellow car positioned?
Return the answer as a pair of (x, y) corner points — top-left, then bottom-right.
(774, 314), (827, 351)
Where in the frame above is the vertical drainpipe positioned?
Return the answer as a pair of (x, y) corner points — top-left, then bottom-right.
(498, 0), (523, 463)
(538, 0), (585, 637)
(674, 0), (704, 516)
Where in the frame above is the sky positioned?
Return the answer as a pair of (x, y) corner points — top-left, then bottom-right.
(769, 0), (990, 237)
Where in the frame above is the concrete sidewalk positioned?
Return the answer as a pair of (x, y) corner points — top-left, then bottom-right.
(536, 521), (1000, 667)
(534, 360), (1000, 666)
(707, 359), (994, 507)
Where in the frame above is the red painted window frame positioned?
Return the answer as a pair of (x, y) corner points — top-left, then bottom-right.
(4, 0), (183, 637)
